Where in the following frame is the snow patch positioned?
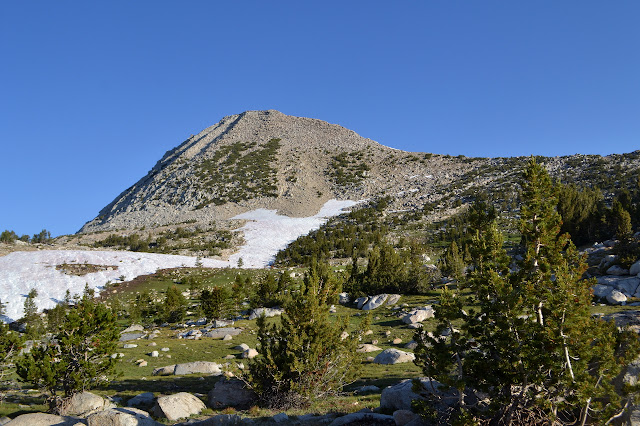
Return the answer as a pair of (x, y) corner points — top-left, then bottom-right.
(0, 199), (358, 322)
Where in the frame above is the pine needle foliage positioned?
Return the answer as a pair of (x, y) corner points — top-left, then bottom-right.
(414, 158), (639, 425)
(16, 294), (119, 403)
(246, 261), (366, 409)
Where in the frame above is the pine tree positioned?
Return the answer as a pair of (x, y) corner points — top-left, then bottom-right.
(17, 294), (119, 407)
(0, 321), (21, 402)
(414, 158), (639, 424)
(163, 285), (187, 323)
(200, 286), (230, 320)
(246, 261), (364, 409)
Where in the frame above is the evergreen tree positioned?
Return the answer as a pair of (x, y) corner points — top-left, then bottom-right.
(162, 285), (187, 323)
(0, 321), (21, 402)
(414, 158), (639, 424)
(17, 295), (119, 407)
(246, 261), (363, 409)
(200, 286), (230, 320)
(23, 288), (44, 339)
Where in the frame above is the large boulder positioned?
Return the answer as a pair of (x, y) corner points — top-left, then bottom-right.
(174, 361), (223, 376)
(630, 260), (640, 276)
(127, 392), (155, 407)
(380, 378), (447, 412)
(355, 297), (369, 310)
(373, 348), (415, 365)
(362, 294), (389, 310)
(248, 308), (283, 320)
(152, 365), (176, 376)
(203, 327), (243, 339)
(152, 392), (206, 421)
(607, 265), (629, 276)
(607, 290), (627, 305)
(386, 294), (402, 306)
(86, 407), (160, 426)
(402, 307), (434, 324)
(119, 332), (146, 342)
(121, 325), (145, 334)
(208, 378), (257, 410)
(58, 391), (115, 417)
(592, 284), (614, 299)
(4, 414), (78, 426)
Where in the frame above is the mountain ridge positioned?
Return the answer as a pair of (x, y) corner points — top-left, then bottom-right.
(80, 110), (640, 237)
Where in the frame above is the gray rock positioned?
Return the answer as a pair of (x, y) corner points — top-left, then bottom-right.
(380, 378), (445, 412)
(272, 413), (288, 423)
(87, 407), (160, 426)
(355, 385), (380, 394)
(119, 332), (146, 342)
(373, 348), (415, 365)
(362, 294), (389, 310)
(121, 324), (145, 334)
(222, 334), (233, 341)
(59, 391), (114, 417)
(599, 254), (618, 270)
(615, 277), (640, 296)
(235, 343), (250, 352)
(607, 265), (629, 276)
(127, 392), (155, 407)
(0, 417), (10, 426)
(123, 344), (137, 349)
(402, 307), (434, 324)
(393, 410), (420, 426)
(208, 378), (257, 410)
(630, 260), (640, 276)
(404, 341), (418, 350)
(152, 365), (176, 376)
(607, 290), (627, 305)
(213, 319), (234, 328)
(356, 344), (382, 353)
(338, 292), (350, 305)
(592, 284), (614, 299)
(329, 412), (394, 425)
(248, 308), (283, 320)
(174, 361), (223, 376)
(4, 413), (78, 426)
(355, 296), (369, 310)
(203, 327), (243, 339)
(152, 392), (206, 421)
(242, 348), (258, 359)
(149, 351), (159, 358)
(385, 294), (402, 306)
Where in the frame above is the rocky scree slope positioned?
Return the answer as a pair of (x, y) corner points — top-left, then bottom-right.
(80, 110), (640, 235)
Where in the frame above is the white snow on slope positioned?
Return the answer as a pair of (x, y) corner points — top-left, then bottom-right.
(0, 199), (357, 323)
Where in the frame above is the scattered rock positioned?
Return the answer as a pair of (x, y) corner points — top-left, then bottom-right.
(248, 307), (283, 320)
(87, 407), (160, 426)
(208, 377), (257, 410)
(152, 392), (206, 421)
(242, 348), (258, 359)
(272, 413), (288, 423)
(386, 294), (402, 306)
(58, 391), (115, 417)
(123, 344), (138, 349)
(374, 348), (415, 365)
(203, 327), (244, 339)
(355, 385), (380, 394)
(607, 265), (629, 276)
(152, 365), (176, 376)
(362, 294), (389, 310)
(392, 338), (403, 345)
(339, 292), (350, 305)
(404, 341), (418, 350)
(222, 334), (233, 341)
(138, 361), (148, 367)
(235, 344), (250, 352)
(174, 361), (223, 376)
(127, 392), (155, 407)
(607, 290), (627, 305)
(119, 332), (146, 342)
(402, 307), (434, 324)
(356, 344), (382, 353)
(4, 413), (78, 426)
(150, 351), (159, 358)
(121, 324), (145, 334)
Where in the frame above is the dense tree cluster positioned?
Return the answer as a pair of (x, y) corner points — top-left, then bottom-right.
(413, 159), (639, 424)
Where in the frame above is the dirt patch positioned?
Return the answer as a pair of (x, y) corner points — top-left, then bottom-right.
(55, 262), (118, 276)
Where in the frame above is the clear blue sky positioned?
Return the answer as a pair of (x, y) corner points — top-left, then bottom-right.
(1, 1), (639, 237)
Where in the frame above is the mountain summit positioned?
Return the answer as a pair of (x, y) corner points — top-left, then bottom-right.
(81, 110), (640, 235)
(80, 110), (471, 232)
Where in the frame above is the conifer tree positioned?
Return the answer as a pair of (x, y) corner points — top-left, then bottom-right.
(163, 285), (187, 323)
(414, 158), (639, 424)
(17, 294), (119, 407)
(246, 261), (364, 409)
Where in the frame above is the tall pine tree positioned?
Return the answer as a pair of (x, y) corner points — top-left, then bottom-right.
(414, 158), (639, 424)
